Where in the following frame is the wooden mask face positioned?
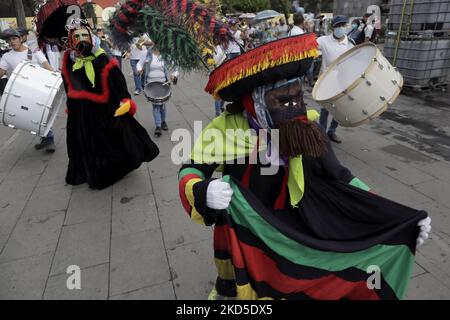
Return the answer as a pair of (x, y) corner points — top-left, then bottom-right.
(264, 79), (306, 127)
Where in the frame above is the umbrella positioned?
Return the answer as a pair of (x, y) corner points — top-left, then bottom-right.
(252, 10), (282, 22)
(239, 13), (256, 19)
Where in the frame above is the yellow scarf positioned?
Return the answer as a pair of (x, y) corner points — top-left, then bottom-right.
(190, 109), (320, 208)
(72, 48), (105, 87)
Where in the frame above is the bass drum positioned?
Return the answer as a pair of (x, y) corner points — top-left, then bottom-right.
(0, 61), (65, 136)
(144, 81), (171, 104)
(312, 43), (403, 127)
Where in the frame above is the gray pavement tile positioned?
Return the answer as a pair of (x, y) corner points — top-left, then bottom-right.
(416, 161), (450, 184)
(50, 218), (110, 276)
(411, 263), (427, 278)
(44, 263), (109, 300)
(405, 273), (450, 300)
(148, 155), (179, 180)
(110, 281), (175, 300)
(0, 233), (8, 253)
(359, 171), (432, 207)
(416, 232), (450, 280)
(22, 184), (72, 217)
(109, 230), (170, 297)
(364, 156), (436, 186)
(412, 179), (450, 207)
(7, 158), (48, 181)
(64, 186), (111, 226)
(152, 175), (180, 205)
(0, 211), (65, 263)
(168, 240), (216, 300)
(112, 169), (152, 199)
(157, 198), (212, 250)
(112, 193), (159, 238)
(0, 252), (53, 299)
(37, 159), (70, 188)
(0, 202), (28, 237)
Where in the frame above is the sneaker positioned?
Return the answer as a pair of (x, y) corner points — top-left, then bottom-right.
(34, 138), (50, 150)
(154, 127), (162, 137)
(45, 140), (56, 153)
(134, 90), (141, 95)
(327, 132), (342, 144)
(161, 122), (168, 131)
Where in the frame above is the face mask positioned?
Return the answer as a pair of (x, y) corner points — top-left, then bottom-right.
(265, 80), (306, 127)
(351, 24), (358, 30)
(333, 27), (346, 38)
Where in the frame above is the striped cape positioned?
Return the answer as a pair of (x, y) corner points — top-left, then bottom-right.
(178, 113), (427, 300)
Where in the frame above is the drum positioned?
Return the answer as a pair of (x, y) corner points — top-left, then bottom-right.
(144, 81), (171, 104)
(0, 61), (65, 137)
(312, 43), (403, 127)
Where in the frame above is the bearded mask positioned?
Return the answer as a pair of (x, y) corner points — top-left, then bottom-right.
(264, 79), (327, 158)
(69, 27), (93, 57)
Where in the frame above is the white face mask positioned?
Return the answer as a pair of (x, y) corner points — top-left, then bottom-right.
(333, 27), (346, 38)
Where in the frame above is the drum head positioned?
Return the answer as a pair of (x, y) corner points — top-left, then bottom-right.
(313, 44), (377, 101)
(144, 82), (171, 102)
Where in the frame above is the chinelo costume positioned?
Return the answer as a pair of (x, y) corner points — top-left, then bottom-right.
(103, 0), (430, 299)
(35, 0), (159, 189)
(178, 30), (432, 299)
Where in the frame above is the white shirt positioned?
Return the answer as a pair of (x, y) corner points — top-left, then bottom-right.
(276, 24), (289, 38)
(213, 45), (226, 67)
(226, 30), (243, 54)
(137, 53), (179, 84)
(45, 44), (60, 71)
(0, 48), (48, 74)
(364, 23), (374, 40)
(129, 35), (151, 60)
(289, 25), (305, 36)
(317, 34), (354, 72)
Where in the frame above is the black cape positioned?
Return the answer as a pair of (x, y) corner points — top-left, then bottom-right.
(62, 52), (159, 189)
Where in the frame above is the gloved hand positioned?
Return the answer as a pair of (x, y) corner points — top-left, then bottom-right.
(416, 217), (432, 248)
(206, 179), (233, 210)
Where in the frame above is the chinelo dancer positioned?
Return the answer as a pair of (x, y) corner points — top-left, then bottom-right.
(179, 31), (432, 300)
(107, 0), (431, 300)
(35, 0), (159, 189)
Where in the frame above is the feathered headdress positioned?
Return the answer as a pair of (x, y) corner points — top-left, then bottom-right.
(35, 0), (86, 48)
(108, 0), (231, 72)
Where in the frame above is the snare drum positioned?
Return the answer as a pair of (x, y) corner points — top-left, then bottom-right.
(312, 43), (403, 127)
(0, 61), (65, 136)
(144, 81), (171, 104)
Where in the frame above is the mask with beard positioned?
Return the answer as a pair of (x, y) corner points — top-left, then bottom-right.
(69, 27), (93, 57)
(75, 40), (93, 57)
(264, 79), (327, 158)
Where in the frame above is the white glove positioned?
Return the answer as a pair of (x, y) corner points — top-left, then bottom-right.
(206, 179), (233, 210)
(416, 217), (432, 248)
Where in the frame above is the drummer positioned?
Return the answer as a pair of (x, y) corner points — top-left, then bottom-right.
(317, 15), (354, 144)
(137, 46), (178, 137)
(0, 28), (56, 152)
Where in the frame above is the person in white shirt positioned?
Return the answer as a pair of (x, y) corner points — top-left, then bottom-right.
(127, 34), (153, 95)
(212, 43), (226, 116)
(137, 46), (178, 137)
(276, 18), (289, 38)
(361, 13), (375, 43)
(225, 23), (243, 60)
(0, 28), (56, 152)
(288, 12), (306, 36)
(317, 15), (354, 144)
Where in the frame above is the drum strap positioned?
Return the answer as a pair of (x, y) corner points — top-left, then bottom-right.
(27, 48), (32, 61)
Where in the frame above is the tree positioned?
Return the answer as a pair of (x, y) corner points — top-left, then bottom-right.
(221, 0), (270, 14)
(13, 0), (27, 28)
(270, 0), (290, 21)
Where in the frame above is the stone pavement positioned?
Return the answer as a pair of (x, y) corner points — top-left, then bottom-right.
(0, 64), (449, 300)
